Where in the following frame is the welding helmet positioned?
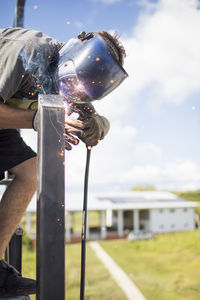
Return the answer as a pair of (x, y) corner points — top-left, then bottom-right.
(56, 32), (128, 103)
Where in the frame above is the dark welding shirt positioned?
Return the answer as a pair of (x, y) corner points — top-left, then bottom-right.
(0, 27), (63, 102)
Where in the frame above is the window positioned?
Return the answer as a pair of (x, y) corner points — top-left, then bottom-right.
(184, 223), (188, 227)
(183, 208), (188, 212)
(159, 225), (164, 229)
(159, 209), (163, 213)
(169, 209), (175, 213)
(171, 224), (175, 228)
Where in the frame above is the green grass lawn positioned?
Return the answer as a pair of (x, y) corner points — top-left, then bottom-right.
(22, 230), (200, 300)
(100, 231), (200, 300)
(22, 243), (126, 300)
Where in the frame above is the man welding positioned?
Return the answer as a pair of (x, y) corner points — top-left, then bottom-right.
(0, 27), (127, 295)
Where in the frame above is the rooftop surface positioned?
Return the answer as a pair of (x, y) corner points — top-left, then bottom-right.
(26, 191), (197, 212)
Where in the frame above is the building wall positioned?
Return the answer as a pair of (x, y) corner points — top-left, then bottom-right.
(150, 207), (195, 233)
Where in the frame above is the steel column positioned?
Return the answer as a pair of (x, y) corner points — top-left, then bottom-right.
(8, 226), (24, 274)
(13, 0), (26, 27)
(36, 95), (65, 300)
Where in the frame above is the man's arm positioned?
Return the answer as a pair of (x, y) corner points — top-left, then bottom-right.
(0, 98), (110, 149)
(0, 102), (34, 129)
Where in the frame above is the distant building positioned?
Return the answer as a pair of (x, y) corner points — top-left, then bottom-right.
(26, 191), (197, 242)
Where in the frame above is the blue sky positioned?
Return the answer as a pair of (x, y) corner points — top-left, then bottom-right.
(0, 0), (200, 193)
(1, 0), (143, 40)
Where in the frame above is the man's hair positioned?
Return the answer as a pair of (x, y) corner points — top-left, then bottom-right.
(97, 30), (126, 65)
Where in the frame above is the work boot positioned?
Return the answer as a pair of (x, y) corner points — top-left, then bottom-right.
(0, 260), (36, 295)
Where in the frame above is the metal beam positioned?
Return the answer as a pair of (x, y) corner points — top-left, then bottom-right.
(36, 95), (65, 300)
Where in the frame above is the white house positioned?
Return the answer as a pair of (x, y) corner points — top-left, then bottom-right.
(26, 191), (197, 242)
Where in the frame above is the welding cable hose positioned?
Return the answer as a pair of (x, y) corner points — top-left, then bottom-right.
(31, 110), (38, 131)
(80, 147), (91, 300)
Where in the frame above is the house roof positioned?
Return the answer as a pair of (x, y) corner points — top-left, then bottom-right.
(26, 191), (197, 212)
(65, 191), (197, 211)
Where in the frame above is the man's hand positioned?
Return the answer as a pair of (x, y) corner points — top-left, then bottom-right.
(79, 114), (110, 147)
(65, 102), (110, 149)
(65, 115), (89, 150)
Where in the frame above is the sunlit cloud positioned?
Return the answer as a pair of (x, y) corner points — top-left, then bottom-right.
(121, 0), (200, 109)
(120, 160), (200, 191)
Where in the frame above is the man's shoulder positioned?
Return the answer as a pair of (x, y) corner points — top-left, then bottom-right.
(0, 28), (62, 102)
(0, 27), (61, 46)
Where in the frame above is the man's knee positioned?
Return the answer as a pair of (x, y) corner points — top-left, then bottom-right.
(9, 157), (37, 187)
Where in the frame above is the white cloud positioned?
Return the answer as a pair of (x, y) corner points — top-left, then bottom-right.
(121, 0), (200, 108)
(93, 0), (200, 118)
(120, 160), (200, 191)
(65, 132), (200, 191)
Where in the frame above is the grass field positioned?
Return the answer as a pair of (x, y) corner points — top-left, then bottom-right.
(22, 230), (200, 300)
(100, 231), (200, 300)
(22, 243), (126, 300)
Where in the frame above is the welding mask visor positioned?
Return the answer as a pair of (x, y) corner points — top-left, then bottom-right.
(56, 33), (128, 103)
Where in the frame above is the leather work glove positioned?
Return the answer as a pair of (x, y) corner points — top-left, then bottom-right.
(65, 102), (110, 148)
(32, 110), (88, 151)
(32, 100), (109, 149)
(79, 114), (110, 147)
(64, 115), (90, 150)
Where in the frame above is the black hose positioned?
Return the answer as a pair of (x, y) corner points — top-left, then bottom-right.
(80, 148), (91, 300)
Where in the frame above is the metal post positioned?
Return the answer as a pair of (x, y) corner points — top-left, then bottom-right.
(36, 95), (65, 300)
(13, 0), (26, 28)
(9, 226), (24, 274)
